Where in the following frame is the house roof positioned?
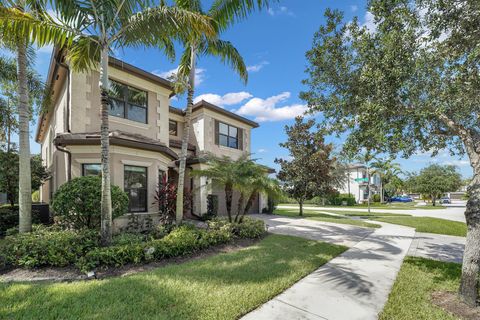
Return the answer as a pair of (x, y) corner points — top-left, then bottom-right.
(169, 138), (196, 151)
(54, 131), (179, 160)
(192, 100), (259, 128)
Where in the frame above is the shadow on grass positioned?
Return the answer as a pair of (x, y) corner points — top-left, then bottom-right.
(406, 256), (462, 284)
(0, 235), (346, 320)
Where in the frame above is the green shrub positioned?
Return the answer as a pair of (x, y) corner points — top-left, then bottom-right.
(51, 176), (129, 230)
(112, 233), (146, 246)
(149, 223), (175, 240)
(1, 226), (98, 268)
(234, 218), (266, 238)
(372, 194), (381, 203)
(327, 193), (356, 206)
(0, 206), (43, 237)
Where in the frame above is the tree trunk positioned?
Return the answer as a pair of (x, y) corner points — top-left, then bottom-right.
(299, 200), (303, 216)
(240, 191), (256, 223)
(17, 37), (32, 233)
(459, 158), (480, 306)
(432, 195), (436, 206)
(176, 46), (196, 224)
(235, 192), (245, 223)
(99, 46), (113, 246)
(225, 183), (233, 222)
(380, 178), (384, 203)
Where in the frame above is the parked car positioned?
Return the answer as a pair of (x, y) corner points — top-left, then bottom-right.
(390, 196), (413, 203)
(439, 197), (451, 204)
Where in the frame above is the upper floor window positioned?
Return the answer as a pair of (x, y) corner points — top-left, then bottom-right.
(108, 79), (148, 124)
(218, 122), (239, 149)
(82, 163), (101, 176)
(169, 120), (178, 136)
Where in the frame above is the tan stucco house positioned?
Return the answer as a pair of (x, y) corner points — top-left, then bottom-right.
(36, 48), (268, 230)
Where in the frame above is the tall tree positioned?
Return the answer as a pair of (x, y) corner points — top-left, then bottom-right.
(275, 117), (341, 216)
(1, 0), (215, 244)
(173, 0), (274, 224)
(301, 1), (480, 305)
(406, 164), (462, 206)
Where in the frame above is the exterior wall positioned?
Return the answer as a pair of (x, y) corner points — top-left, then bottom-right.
(191, 108), (251, 159)
(70, 67), (171, 144)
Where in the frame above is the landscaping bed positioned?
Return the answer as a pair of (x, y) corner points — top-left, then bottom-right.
(0, 234), (347, 320)
(0, 218), (266, 274)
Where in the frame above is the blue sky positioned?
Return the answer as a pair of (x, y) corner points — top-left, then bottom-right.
(24, 0), (472, 178)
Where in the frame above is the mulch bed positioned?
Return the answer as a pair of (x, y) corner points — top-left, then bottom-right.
(0, 237), (262, 283)
(431, 291), (480, 320)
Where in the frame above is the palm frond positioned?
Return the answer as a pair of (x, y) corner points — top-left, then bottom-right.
(121, 5), (216, 48)
(203, 38), (247, 84)
(209, 0), (275, 31)
(0, 6), (73, 48)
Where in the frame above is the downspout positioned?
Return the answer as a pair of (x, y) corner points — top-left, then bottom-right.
(54, 53), (72, 181)
(55, 144), (72, 181)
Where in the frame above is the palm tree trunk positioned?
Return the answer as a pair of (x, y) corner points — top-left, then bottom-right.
(234, 192), (244, 222)
(99, 46), (113, 246)
(240, 191), (256, 223)
(225, 183), (233, 222)
(432, 194), (436, 206)
(176, 46), (196, 224)
(459, 153), (480, 306)
(17, 37), (32, 233)
(299, 199), (304, 216)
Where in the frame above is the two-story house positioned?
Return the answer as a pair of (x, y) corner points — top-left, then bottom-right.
(337, 163), (381, 203)
(36, 48), (267, 230)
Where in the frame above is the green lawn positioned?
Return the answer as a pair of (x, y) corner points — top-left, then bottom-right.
(0, 234), (346, 320)
(371, 216), (467, 237)
(319, 210), (410, 217)
(380, 257), (461, 320)
(274, 208), (381, 228)
(278, 202), (445, 210)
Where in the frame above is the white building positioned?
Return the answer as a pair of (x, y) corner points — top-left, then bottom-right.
(337, 163), (381, 203)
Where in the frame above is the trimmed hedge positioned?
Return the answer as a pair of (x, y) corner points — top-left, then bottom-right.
(0, 218), (267, 272)
(1, 226), (98, 268)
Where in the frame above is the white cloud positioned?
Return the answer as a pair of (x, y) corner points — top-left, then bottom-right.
(267, 6), (295, 17)
(236, 92), (307, 122)
(443, 160), (470, 167)
(247, 61), (269, 72)
(257, 148), (268, 153)
(350, 5), (359, 12)
(153, 67), (206, 86)
(194, 92), (253, 106)
(362, 11), (377, 33)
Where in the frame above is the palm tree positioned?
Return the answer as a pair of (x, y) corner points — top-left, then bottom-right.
(371, 157), (402, 203)
(173, 0), (273, 224)
(191, 154), (250, 222)
(236, 165), (280, 223)
(1, 1), (215, 244)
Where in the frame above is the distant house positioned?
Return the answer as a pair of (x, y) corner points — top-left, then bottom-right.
(337, 163), (381, 203)
(36, 48), (269, 230)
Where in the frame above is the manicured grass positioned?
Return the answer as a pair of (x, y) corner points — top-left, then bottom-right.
(380, 257), (461, 320)
(274, 208), (381, 228)
(278, 202), (445, 210)
(320, 210), (410, 217)
(371, 216), (467, 237)
(0, 234), (346, 320)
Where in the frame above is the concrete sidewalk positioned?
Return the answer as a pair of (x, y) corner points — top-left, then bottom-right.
(243, 219), (415, 320)
(408, 232), (465, 263)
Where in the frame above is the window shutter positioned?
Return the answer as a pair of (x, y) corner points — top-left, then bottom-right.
(214, 120), (219, 145)
(238, 128), (243, 150)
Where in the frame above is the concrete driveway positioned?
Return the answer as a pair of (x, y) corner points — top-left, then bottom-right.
(278, 204), (467, 222)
